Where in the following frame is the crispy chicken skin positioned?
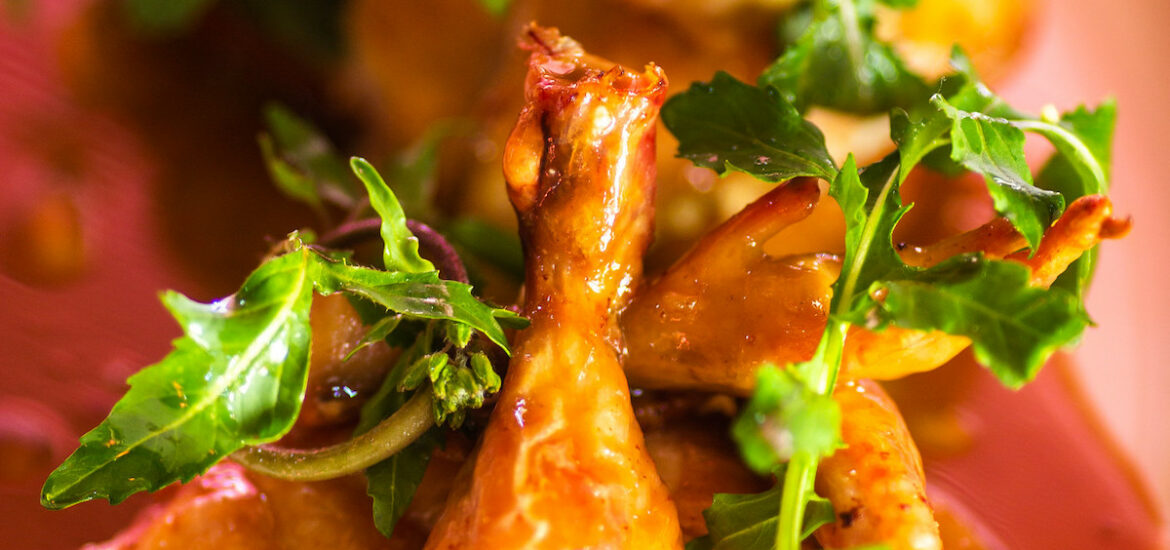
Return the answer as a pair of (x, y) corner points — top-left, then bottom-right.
(423, 26), (683, 550)
(624, 182), (1130, 394)
(815, 380), (941, 550)
(85, 462), (391, 550)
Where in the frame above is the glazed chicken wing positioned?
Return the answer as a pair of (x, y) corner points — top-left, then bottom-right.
(815, 379), (941, 550)
(624, 180), (1130, 394)
(423, 26), (683, 550)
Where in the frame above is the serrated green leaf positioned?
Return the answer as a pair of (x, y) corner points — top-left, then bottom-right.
(350, 157), (436, 274)
(344, 315), (402, 362)
(1033, 101), (1116, 300)
(41, 249), (315, 509)
(829, 154), (911, 317)
(121, 0), (215, 34)
(873, 255), (1090, 388)
(732, 366), (843, 475)
(364, 433), (437, 538)
(311, 255), (511, 353)
(444, 218), (525, 281)
(383, 125), (452, 224)
(759, 0), (930, 114)
(933, 95), (1065, 251)
(890, 47), (1014, 185)
(662, 71), (838, 183)
(687, 482), (837, 550)
(357, 340), (439, 539)
(260, 103), (355, 211)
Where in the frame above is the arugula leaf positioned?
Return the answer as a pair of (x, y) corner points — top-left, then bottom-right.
(933, 96), (1065, 250)
(661, 71), (838, 182)
(890, 48), (1013, 185)
(685, 484), (836, 550)
(1034, 100), (1116, 298)
(350, 157), (436, 274)
(343, 315), (403, 362)
(872, 255), (1090, 388)
(382, 125), (452, 224)
(41, 248), (315, 509)
(444, 218), (525, 282)
(732, 365), (843, 474)
(311, 256), (513, 352)
(759, 0), (930, 114)
(829, 154), (910, 317)
(477, 0), (510, 16)
(121, 0), (215, 34)
(357, 335), (440, 539)
(259, 103), (356, 212)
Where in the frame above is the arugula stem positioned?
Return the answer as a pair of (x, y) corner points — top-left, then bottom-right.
(320, 218), (470, 283)
(778, 453), (818, 550)
(231, 389), (434, 481)
(1011, 119), (1108, 192)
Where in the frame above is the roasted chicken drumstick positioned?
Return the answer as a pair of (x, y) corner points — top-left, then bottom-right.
(424, 26), (684, 550)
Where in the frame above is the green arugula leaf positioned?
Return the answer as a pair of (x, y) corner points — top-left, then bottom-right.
(343, 314), (402, 362)
(350, 157), (436, 274)
(661, 71), (838, 182)
(889, 48), (1013, 185)
(1034, 100), (1116, 298)
(732, 366), (843, 475)
(759, 0), (930, 114)
(121, 0), (216, 34)
(444, 218), (526, 282)
(685, 484), (836, 550)
(382, 125), (452, 224)
(357, 335), (440, 539)
(933, 95), (1065, 250)
(310, 255), (513, 353)
(364, 434), (437, 538)
(872, 255), (1090, 388)
(41, 248), (315, 509)
(477, 0), (510, 16)
(829, 154), (911, 316)
(259, 103), (356, 212)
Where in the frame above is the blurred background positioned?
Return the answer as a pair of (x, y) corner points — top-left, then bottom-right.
(0, 0), (1166, 547)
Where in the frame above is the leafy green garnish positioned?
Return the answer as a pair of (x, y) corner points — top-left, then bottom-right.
(669, 29), (1109, 546)
(1033, 101), (1116, 300)
(121, 0), (216, 34)
(356, 330), (441, 538)
(42, 161), (520, 511)
(661, 71), (838, 183)
(259, 103), (357, 213)
(732, 366), (843, 474)
(759, 0), (929, 114)
(685, 483), (836, 550)
(41, 248), (315, 509)
(351, 157), (436, 274)
(933, 96), (1064, 250)
(871, 255), (1089, 387)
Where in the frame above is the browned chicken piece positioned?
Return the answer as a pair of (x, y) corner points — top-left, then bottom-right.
(295, 294), (396, 430)
(844, 194), (1130, 380)
(643, 418), (770, 539)
(624, 180), (1130, 394)
(815, 379), (941, 550)
(424, 26), (683, 549)
(85, 462), (390, 550)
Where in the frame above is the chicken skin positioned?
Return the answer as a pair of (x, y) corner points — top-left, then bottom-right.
(623, 180), (1129, 394)
(423, 26), (683, 550)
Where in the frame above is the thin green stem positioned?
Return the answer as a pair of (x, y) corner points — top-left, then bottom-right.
(231, 390), (434, 481)
(1011, 119), (1108, 192)
(777, 453), (818, 550)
